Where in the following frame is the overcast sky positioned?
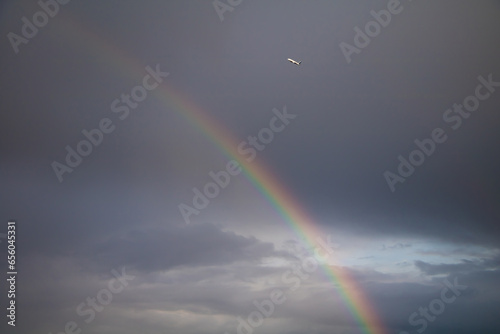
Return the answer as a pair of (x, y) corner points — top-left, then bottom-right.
(1, 1), (500, 334)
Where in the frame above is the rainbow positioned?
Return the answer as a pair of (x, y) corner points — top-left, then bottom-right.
(53, 12), (387, 334)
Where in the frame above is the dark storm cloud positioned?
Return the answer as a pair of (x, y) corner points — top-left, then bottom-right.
(77, 223), (290, 273)
(176, 0), (500, 249)
(0, 224), (293, 334)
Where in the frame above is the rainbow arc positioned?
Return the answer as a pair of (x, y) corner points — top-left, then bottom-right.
(56, 14), (387, 334)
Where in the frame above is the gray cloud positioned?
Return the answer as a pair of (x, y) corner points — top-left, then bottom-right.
(78, 223), (290, 273)
(415, 255), (500, 276)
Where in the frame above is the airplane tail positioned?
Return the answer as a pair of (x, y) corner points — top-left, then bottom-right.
(298, 61), (302, 64)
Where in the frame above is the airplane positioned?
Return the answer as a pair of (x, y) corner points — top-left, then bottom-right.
(287, 58), (301, 65)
